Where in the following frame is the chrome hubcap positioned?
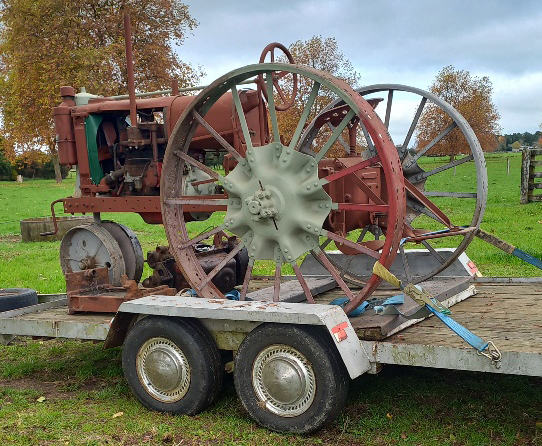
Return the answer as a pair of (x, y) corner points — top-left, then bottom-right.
(136, 337), (190, 403)
(252, 345), (316, 417)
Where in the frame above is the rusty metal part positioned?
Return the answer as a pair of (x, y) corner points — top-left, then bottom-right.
(39, 198), (66, 236)
(142, 243), (249, 293)
(66, 267), (175, 313)
(257, 42), (298, 111)
(124, 14), (137, 130)
(60, 223), (126, 286)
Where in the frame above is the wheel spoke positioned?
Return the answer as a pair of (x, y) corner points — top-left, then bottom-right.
(239, 259), (254, 301)
(292, 263), (315, 303)
(273, 262), (281, 302)
(323, 230), (380, 259)
(420, 239), (446, 264)
(424, 191), (477, 198)
(313, 249), (355, 301)
(319, 237), (333, 250)
(407, 121), (457, 167)
(290, 82), (320, 150)
(173, 150), (224, 181)
(409, 155), (474, 182)
(326, 122), (351, 154)
(401, 97), (427, 156)
(273, 78), (287, 102)
(384, 89), (393, 128)
(314, 109), (356, 163)
(404, 178), (451, 227)
(192, 111), (243, 162)
(399, 244), (412, 282)
(180, 225), (226, 249)
(231, 84), (253, 149)
(265, 72), (280, 143)
(200, 242), (244, 287)
(356, 226), (369, 243)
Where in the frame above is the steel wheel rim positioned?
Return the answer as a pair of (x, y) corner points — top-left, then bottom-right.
(252, 344), (316, 417)
(136, 337), (191, 403)
(161, 63), (405, 313)
(299, 84), (487, 284)
(59, 223), (126, 285)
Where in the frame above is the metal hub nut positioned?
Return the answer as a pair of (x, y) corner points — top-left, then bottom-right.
(223, 143), (332, 262)
(245, 188), (279, 221)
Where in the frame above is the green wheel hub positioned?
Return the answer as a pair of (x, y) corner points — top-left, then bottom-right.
(223, 143), (332, 262)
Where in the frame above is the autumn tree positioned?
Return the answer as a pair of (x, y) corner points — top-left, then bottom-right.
(416, 65), (500, 161)
(0, 0), (202, 182)
(274, 36), (361, 156)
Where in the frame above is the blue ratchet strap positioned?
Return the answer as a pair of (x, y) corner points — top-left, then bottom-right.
(328, 297), (369, 317)
(376, 291), (501, 363)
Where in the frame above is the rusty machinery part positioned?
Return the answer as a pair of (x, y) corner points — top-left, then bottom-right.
(60, 223), (126, 286)
(142, 243), (249, 293)
(257, 43), (298, 111)
(54, 81), (265, 225)
(161, 63), (405, 314)
(298, 84), (487, 285)
(99, 221), (144, 283)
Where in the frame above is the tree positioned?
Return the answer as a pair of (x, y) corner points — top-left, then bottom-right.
(0, 0), (202, 182)
(275, 36), (361, 157)
(416, 65), (500, 161)
(511, 141), (522, 150)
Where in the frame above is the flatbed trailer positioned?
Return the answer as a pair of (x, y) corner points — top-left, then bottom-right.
(1, 277), (541, 432)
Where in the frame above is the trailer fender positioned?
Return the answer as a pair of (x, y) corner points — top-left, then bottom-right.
(114, 295), (371, 379)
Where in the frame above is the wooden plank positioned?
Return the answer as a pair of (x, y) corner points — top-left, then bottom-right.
(247, 277), (337, 303)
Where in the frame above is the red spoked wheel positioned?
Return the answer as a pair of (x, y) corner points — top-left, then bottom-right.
(160, 63), (405, 314)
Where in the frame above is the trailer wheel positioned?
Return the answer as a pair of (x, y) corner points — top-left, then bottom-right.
(0, 288), (38, 312)
(234, 323), (349, 434)
(122, 316), (222, 415)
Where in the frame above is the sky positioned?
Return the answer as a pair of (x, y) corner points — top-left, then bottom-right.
(178, 0), (542, 138)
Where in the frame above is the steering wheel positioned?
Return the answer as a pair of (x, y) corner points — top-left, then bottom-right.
(257, 42), (298, 111)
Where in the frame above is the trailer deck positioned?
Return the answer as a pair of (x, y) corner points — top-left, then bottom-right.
(1, 279), (541, 378)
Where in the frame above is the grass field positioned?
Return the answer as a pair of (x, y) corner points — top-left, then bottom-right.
(1, 152), (542, 444)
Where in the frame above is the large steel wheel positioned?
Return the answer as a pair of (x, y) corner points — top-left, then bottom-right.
(299, 84), (487, 284)
(60, 223), (126, 285)
(161, 64), (405, 313)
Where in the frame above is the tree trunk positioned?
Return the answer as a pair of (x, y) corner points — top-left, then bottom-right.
(48, 139), (62, 183)
(52, 154), (62, 183)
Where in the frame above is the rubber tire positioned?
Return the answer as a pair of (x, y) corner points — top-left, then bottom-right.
(122, 316), (223, 415)
(234, 323), (350, 434)
(0, 288), (38, 312)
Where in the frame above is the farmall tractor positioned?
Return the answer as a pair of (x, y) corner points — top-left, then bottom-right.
(49, 18), (487, 433)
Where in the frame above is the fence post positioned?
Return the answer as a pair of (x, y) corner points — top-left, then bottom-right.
(521, 148), (531, 204)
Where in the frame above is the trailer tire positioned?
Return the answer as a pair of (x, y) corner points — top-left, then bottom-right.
(122, 316), (222, 415)
(234, 323), (349, 434)
(0, 288), (38, 312)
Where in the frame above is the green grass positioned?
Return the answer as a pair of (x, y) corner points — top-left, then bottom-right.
(0, 338), (541, 445)
(2, 153), (542, 444)
(1, 152), (541, 293)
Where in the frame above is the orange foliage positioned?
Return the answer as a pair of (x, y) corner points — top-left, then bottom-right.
(416, 65), (500, 159)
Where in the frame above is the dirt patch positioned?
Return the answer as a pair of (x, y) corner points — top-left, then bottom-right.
(0, 377), (106, 398)
(0, 235), (20, 243)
